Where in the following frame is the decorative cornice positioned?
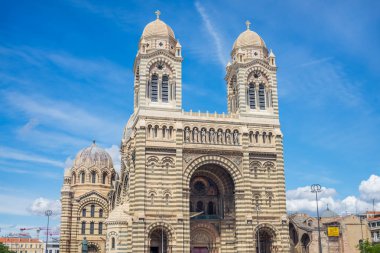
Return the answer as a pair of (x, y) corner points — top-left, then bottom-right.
(249, 152), (277, 160)
(183, 148), (242, 156)
(146, 147), (177, 154)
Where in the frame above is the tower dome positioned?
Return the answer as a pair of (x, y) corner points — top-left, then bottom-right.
(138, 10), (179, 56)
(233, 29), (266, 50)
(141, 12), (175, 40)
(73, 141), (113, 169)
(230, 20), (268, 63)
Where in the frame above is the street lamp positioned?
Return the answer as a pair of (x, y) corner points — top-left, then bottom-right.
(45, 210), (53, 253)
(311, 184), (322, 253)
(255, 203), (261, 253)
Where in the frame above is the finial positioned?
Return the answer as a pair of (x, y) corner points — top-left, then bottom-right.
(327, 204), (329, 210)
(245, 20), (251, 30)
(92, 140), (96, 145)
(155, 10), (161, 19)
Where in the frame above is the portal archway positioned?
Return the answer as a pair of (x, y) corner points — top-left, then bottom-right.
(188, 162), (236, 253)
(255, 225), (276, 253)
(147, 223), (174, 253)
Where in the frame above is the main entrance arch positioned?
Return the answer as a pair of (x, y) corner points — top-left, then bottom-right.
(187, 158), (238, 253)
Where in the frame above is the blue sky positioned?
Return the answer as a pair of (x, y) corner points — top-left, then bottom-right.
(1, 0), (380, 237)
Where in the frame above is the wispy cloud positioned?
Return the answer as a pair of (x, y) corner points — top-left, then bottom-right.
(0, 167), (60, 179)
(280, 52), (364, 109)
(3, 91), (121, 142)
(0, 146), (64, 168)
(298, 57), (333, 67)
(0, 194), (33, 216)
(195, 1), (227, 67)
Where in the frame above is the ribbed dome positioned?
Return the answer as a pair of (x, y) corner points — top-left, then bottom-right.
(142, 18), (175, 39)
(73, 141), (113, 169)
(233, 29), (266, 50)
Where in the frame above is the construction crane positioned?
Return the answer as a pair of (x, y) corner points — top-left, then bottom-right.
(19, 227), (60, 239)
(19, 227), (42, 239)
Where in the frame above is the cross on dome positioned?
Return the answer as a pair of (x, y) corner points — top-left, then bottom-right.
(245, 20), (251, 30)
(155, 10), (161, 19)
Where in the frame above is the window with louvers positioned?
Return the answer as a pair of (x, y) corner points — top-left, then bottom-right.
(150, 74), (158, 102)
(98, 222), (103, 234)
(81, 222), (86, 234)
(249, 83), (256, 109)
(259, 84), (265, 110)
(162, 75), (169, 102)
(89, 222), (94, 234)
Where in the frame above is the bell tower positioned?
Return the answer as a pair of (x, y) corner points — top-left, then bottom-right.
(226, 20), (279, 117)
(133, 11), (183, 113)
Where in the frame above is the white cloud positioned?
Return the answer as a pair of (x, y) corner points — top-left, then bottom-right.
(359, 174), (380, 201)
(27, 197), (61, 216)
(287, 174), (380, 215)
(195, 1), (227, 68)
(105, 145), (121, 172)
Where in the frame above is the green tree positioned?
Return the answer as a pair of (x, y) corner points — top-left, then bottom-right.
(358, 239), (380, 253)
(0, 243), (16, 253)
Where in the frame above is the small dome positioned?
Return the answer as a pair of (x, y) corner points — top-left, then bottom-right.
(106, 203), (131, 223)
(141, 17), (175, 40)
(64, 168), (71, 177)
(320, 206), (339, 218)
(233, 29), (266, 50)
(73, 141), (113, 169)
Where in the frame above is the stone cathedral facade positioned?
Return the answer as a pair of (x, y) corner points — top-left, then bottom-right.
(60, 12), (290, 253)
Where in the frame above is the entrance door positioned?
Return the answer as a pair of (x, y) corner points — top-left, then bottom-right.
(150, 247), (159, 253)
(192, 247), (208, 253)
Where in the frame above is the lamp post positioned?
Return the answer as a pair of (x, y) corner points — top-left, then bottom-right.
(255, 203), (261, 253)
(44, 210), (53, 253)
(311, 184), (322, 253)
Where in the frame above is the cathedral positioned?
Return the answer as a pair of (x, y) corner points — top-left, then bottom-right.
(60, 11), (289, 253)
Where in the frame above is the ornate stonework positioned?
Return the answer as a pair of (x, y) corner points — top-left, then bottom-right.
(60, 12), (289, 253)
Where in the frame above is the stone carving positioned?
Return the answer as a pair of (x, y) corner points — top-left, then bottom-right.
(183, 126), (240, 146)
(185, 127), (191, 142)
(201, 128), (206, 143)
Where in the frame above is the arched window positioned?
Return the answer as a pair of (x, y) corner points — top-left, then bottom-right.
(72, 173), (76, 184)
(161, 75), (169, 102)
(80, 172), (85, 183)
(196, 201), (204, 212)
(99, 209), (103, 218)
(81, 222), (86, 234)
(248, 83), (256, 109)
(208, 201), (215, 215)
(98, 222), (103, 235)
(82, 208), (86, 217)
(91, 171), (96, 183)
(150, 74), (158, 102)
(89, 222), (94, 234)
(102, 172), (107, 184)
(90, 205), (95, 217)
(111, 237), (115, 249)
(259, 84), (266, 110)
